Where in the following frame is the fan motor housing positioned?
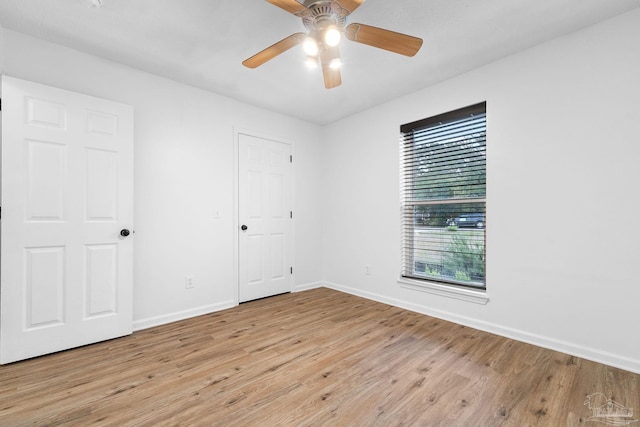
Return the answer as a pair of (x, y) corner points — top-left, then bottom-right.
(300, 0), (348, 31)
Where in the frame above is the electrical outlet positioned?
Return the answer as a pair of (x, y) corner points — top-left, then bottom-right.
(365, 265), (371, 275)
(185, 275), (194, 289)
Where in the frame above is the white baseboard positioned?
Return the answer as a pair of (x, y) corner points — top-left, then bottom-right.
(293, 281), (323, 292)
(133, 300), (236, 332)
(322, 281), (640, 374)
(132, 283), (323, 332)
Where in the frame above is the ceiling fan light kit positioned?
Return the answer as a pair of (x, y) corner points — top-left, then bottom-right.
(303, 35), (319, 55)
(324, 25), (342, 46)
(242, 0), (423, 89)
(329, 57), (342, 69)
(305, 56), (319, 68)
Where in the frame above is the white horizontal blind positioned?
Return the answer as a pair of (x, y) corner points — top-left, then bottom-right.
(400, 102), (486, 288)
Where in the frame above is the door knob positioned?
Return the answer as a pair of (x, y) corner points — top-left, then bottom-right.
(120, 229), (131, 237)
(241, 225), (248, 231)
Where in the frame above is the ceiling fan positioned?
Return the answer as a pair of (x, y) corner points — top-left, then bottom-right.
(242, 0), (423, 89)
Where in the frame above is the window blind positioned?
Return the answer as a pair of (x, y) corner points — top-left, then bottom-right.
(400, 102), (487, 288)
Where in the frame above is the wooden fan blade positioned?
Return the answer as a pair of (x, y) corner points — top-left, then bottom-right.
(321, 62), (342, 89)
(335, 0), (364, 15)
(320, 47), (342, 89)
(266, 0), (307, 15)
(345, 23), (423, 57)
(242, 33), (305, 69)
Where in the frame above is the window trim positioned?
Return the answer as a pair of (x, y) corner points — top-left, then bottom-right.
(400, 102), (487, 290)
(398, 276), (489, 305)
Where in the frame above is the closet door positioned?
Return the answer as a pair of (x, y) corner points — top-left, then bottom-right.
(238, 133), (292, 303)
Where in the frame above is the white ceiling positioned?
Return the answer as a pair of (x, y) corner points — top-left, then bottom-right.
(1, 0), (638, 124)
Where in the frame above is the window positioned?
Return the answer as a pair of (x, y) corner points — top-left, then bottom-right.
(400, 102), (486, 289)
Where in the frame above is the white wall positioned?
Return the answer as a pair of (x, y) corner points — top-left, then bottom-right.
(1, 30), (324, 328)
(2, 8), (638, 373)
(321, 8), (640, 373)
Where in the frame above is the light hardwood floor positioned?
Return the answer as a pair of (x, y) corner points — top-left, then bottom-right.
(0, 287), (638, 426)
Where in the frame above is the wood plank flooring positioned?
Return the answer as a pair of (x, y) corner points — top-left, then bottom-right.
(1, 287), (638, 426)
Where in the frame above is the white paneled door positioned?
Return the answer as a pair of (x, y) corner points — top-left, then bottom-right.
(238, 133), (292, 303)
(0, 76), (134, 364)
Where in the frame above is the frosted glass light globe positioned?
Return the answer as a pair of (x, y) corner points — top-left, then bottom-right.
(324, 27), (341, 47)
(303, 37), (319, 56)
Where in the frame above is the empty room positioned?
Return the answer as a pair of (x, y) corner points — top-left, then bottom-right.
(0, 0), (639, 425)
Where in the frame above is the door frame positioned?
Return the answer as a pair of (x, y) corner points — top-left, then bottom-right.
(233, 128), (295, 305)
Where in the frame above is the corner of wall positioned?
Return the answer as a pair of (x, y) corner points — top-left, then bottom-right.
(0, 24), (5, 74)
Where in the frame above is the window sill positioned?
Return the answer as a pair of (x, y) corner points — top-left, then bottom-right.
(398, 277), (489, 305)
